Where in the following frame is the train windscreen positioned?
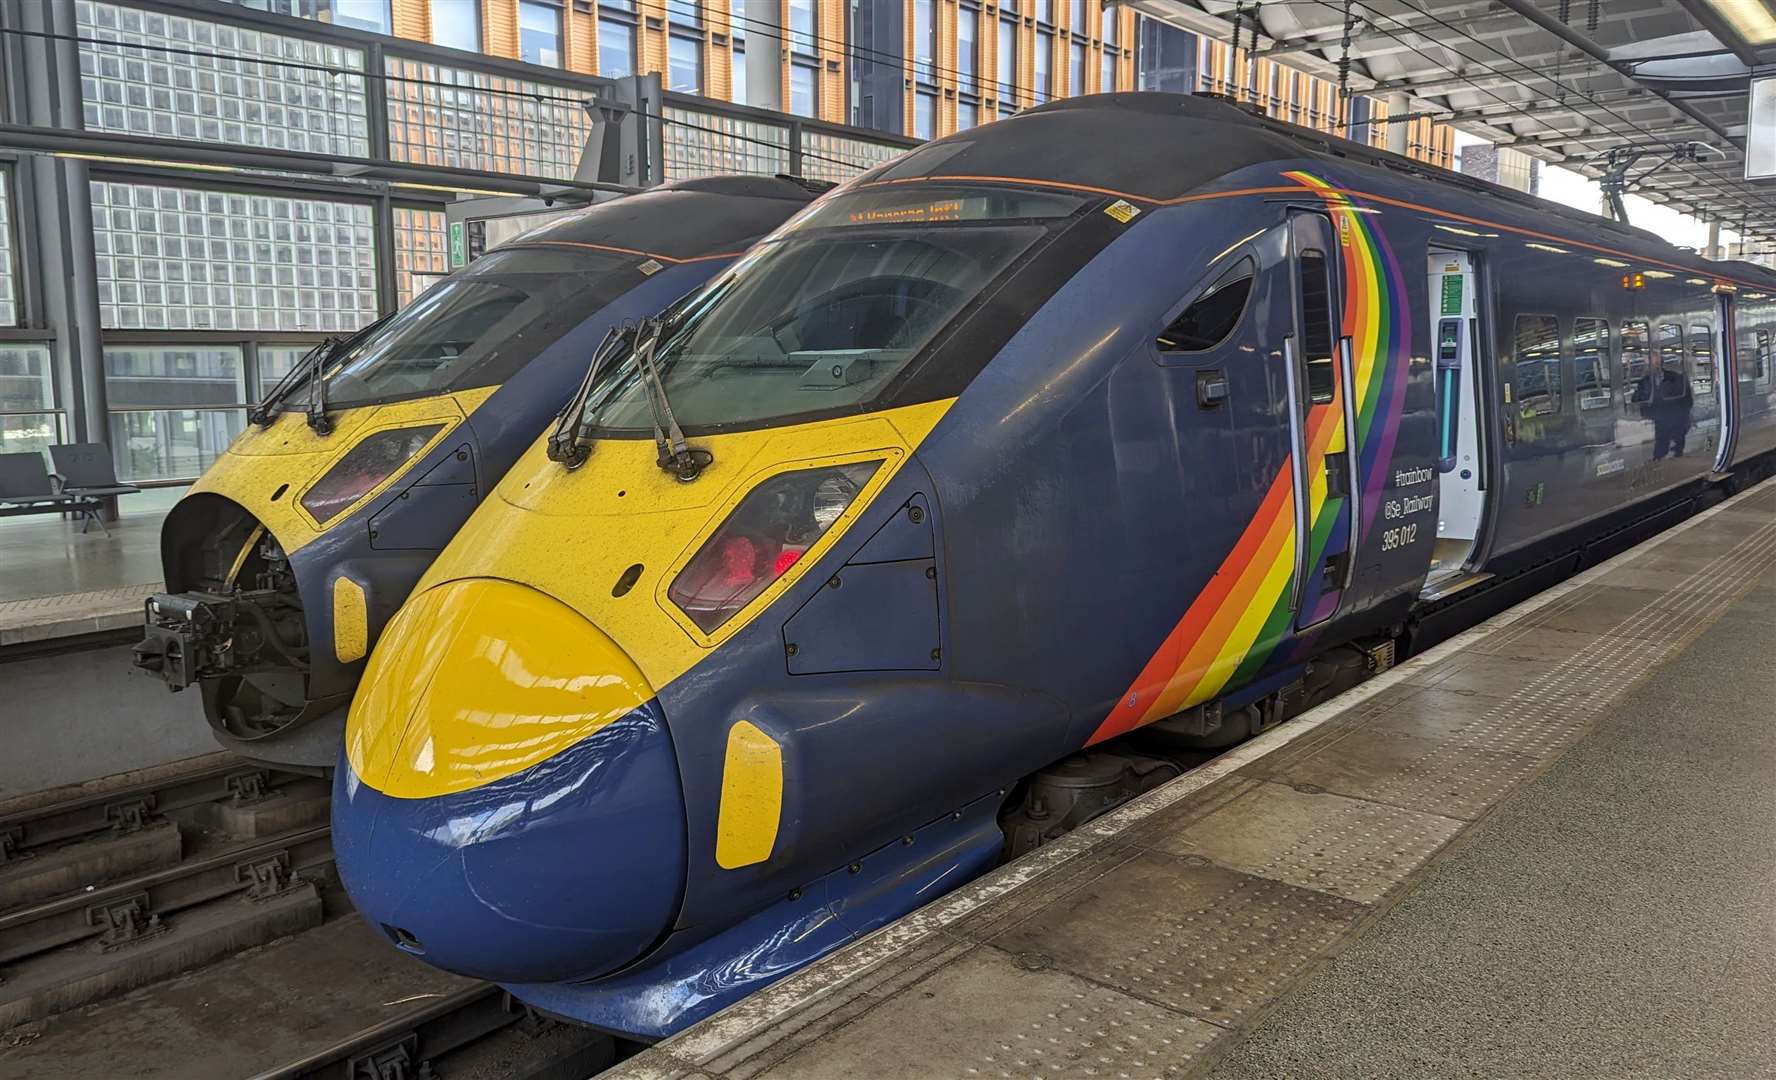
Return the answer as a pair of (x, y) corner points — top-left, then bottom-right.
(584, 184), (1088, 434)
(321, 246), (633, 408)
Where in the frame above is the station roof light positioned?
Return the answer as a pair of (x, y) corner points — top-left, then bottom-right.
(1702, 0), (1776, 44)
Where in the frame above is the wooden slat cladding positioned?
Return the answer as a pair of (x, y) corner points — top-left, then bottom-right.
(485, 0), (519, 57)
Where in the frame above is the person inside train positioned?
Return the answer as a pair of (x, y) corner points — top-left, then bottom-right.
(1634, 358), (1694, 460)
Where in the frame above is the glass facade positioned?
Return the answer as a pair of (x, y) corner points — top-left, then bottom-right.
(663, 105), (792, 179)
(0, 170), (15, 327)
(104, 345), (248, 482)
(799, 129), (904, 183)
(518, 0), (563, 67)
(77, 1), (371, 157)
(1135, 15), (1195, 93)
(430, 0), (481, 51)
(0, 346), (60, 459)
(89, 180), (379, 333)
(384, 56), (595, 178)
(393, 206), (449, 306)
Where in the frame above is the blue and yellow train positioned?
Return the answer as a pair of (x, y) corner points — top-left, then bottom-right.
(333, 93), (1776, 1037)
(135, 176), (820, 768)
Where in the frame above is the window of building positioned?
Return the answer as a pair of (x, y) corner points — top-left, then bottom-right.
(915, 0), (937, 81)
(789, 0), (817, 54)
(1572, 317), (1612, 410)
(1070, 0), (1084, 31)
(1069, 40), (1084, 96)
(732, 45), (747, 102)
(791, 62), (817, 116)
(0, 169), (16, 327)
(915, 91), (937, 139)
(998, 18), (1016, 101)
(669, 34), (703, 92)
(224, 0), (392, 35)
(0, 345), (60, 458)
(958, 7), (979, 93)
(1135, 14), (1196, 93)
(1100, 4), (1116, 43)
(1158, 257), (1254, 353)
(430, 0), (481, 51)
(731, 0), (744, 36)
(1036, 0), (1052, 24)
(958, 100), (979, 129)
(103, 345), (248, 482)
(1100, 46), (1114, 91)
(1515, 313), (1563, 416)
(1621, 320), (1650, 402)
(600, 16), (636, 76)
(667, 0), (702, 27)
(519, 0), (563, 67)
(1035, 31), (1052, 101)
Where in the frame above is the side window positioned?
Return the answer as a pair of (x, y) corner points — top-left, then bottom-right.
(1758, 329), (1773, 389)
(1622, 320), (1650, 403)
(1573, 317), (1612, 411)
(1157, 257), (1255, 354)
(1656, 322), (1688, 403)
(1514, 314), (1562, 416)
(1297, 249), (1336, 404)
(1689, 323), (1715, 394)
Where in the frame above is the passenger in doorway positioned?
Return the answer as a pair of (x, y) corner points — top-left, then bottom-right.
(1635, 363), (1693, 460)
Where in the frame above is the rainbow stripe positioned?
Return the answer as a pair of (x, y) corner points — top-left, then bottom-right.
(1086, 172), (1410, 745)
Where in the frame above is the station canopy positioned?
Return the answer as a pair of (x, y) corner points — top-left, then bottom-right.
(1128, 0), (1776, 251)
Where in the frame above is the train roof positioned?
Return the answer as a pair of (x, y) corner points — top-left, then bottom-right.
(868, 92), (1776, 288)
(513, 173), (822, 262)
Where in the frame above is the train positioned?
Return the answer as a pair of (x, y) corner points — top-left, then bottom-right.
(132, 175), (821, 768)
(332, 92), (1776, 1039)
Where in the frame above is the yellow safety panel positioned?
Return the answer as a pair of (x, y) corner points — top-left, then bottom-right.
(346, 577), (654, 800)
(715, 720), (783, 870)
(184, 386), (496, 557)
(413, 398), (956, 699)
(333, 575), (369, 664)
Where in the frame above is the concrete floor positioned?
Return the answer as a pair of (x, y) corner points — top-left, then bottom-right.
(0, 486), (181, 602)
(1203, 580), (1776, 1079)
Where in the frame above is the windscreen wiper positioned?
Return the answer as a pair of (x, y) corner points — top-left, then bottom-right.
(306, 339), (336, 436)
(547, 323), (638, 470)
(245, 312), (395, 433)
(248, 338), (332, 428)
(632, 317), (711, 483)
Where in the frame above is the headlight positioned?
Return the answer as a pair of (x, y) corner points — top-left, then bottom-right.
(668, 462), (881, 633)
(300, 424), (444, 524)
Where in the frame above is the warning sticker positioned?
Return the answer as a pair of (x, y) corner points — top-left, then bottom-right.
(637, 259), (664, 276)
(1104, 199), (1141, 224)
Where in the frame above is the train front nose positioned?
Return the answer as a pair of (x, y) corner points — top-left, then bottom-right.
(333, 578), (686, 984)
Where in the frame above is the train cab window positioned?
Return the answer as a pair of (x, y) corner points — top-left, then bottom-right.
(1157, 257), (1255, 354)
(1297, 249), (1336, 404)
(1689, 323), (1716, 394)
(1622, 320), (1651, 403)
(1572, 317), (1612, 411)
(1513, 314), (1562, 416)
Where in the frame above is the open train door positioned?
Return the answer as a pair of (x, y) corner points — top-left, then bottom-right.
(1282, 209), (1358, 630)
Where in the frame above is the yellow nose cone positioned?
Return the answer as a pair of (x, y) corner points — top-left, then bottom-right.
(346, 578), (654, 799)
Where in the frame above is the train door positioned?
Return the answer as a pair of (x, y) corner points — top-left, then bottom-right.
(1282, 211), (1356, 629)
(1713, 292), (1738, 473)
(1426, 250), (1486, 584)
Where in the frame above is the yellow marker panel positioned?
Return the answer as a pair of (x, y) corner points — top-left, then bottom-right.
(715, 720), (783, 869)
(333, 575), (368, 664)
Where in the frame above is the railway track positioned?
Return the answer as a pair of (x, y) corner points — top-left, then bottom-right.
(0, 755), (336, 1031)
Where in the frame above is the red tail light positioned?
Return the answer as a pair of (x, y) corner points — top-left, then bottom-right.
(668, 462), (880, 633)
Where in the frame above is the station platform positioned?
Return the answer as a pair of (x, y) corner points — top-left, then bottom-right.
(612, 479), (1776, 1080)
